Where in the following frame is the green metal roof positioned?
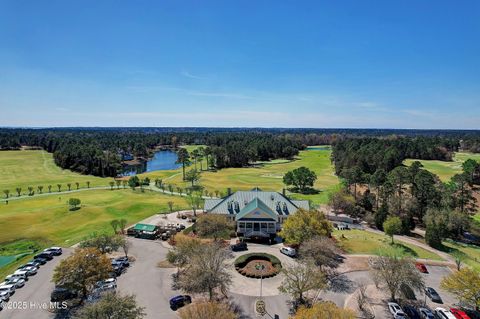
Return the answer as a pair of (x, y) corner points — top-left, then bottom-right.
(133, 223), (157, 232)
(236, 198), (278, 221)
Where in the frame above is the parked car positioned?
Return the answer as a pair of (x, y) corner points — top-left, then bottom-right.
(34, 251), (53, 261)
(111, 264), (124, 277)
(32, 257), (47, 265)
(0, 283), (16, 296)
(50, 287), (77, 302)
(280, 247), (297, 257)
(419, 307), (436, 319)
(415, 262), (428, 273)
(44, 247), (62, 256)
(388, 302), (407, 318)
(425, 287), (443, 303)
(230, 242), (248, 252)
(22, 261), (42, 268)
(450, 308), (471, 319)
(169, 295), (191, 310)
(6, 271), (28, 281)
(17, 266), (37, 276)
(0, 290), (10, 301)
(5, 277), (25, 288)
(463, 309), (480, 319)
(113, 256), (130, 268)
(95, 278), (117, 290)
(435, 307), (457, 319)
(403, 305), (421, 319)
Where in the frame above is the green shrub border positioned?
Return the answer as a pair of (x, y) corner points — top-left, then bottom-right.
(234, 253), (282, 278)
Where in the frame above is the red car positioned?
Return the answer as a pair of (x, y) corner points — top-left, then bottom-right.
(450, 308), (471, 319)
(415, 262), (428, 273)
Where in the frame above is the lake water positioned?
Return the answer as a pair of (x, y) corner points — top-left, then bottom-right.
(122, 150), (181, 175)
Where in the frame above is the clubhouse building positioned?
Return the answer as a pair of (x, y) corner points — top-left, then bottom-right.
(204, 188), (309, 240)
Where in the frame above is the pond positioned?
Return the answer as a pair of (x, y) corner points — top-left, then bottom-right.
(122, 150), (181, 175)
(306, 146), (330, 151)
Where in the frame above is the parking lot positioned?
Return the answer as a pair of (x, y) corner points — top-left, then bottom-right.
(0, 228), (462, 319)
(0, 248), (72, 319)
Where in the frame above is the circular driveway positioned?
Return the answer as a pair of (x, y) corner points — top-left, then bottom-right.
(228, 242), (296, 296)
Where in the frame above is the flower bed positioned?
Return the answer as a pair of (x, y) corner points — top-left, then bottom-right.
(234, 253), (282, 278)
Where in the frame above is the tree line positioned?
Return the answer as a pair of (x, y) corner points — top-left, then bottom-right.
(1, 128), (480, 178)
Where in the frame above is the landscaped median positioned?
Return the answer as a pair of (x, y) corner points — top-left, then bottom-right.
(234, 253), (282, 278)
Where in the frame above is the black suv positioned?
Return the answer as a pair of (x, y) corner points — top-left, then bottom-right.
(34, 251), (54, 261)
(230, 242), (248, 252)
(169, 295), (191, 310)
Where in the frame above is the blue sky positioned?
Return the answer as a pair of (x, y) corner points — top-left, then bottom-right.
(1, 0), (479, 128)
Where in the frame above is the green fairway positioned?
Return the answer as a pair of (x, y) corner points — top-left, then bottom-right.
(404, 152), (480, 181)
(142, 146), (340, 205)
(0, 150), (109, 195)
(0, 189), (188, 245)
(0, 189), (188, 279)
(333, 229), (442, 260)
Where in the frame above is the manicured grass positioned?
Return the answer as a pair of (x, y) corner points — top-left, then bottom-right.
(0, 189), (188, 279)
(0, 189), (188, 246)
(404, 152), (480, 181)
(441, 240), (480, 272)
(142, 146), (340, 205)
(0, 150), (109, 195)
(333, 229), (442, 260)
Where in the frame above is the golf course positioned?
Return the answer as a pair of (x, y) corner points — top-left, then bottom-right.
(142, 145), (340, 204)
(404, 152), (480, 181)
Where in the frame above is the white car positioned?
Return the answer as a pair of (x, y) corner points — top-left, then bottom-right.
(434, 308), (457, 319)
(18, 266), (37, 276)
(5, 277), (25, 288)
(6, 271), (27, 281)
(0, 283), (16, 296)
(0, 290), (10, 301)
(388, 302), (407, 318)
(280, 247), (297, 257)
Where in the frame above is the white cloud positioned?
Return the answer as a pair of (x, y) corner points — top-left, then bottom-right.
(180, 70), (208, 80)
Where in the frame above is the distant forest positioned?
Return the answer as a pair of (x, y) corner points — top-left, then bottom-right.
(0, 127), (479, 177)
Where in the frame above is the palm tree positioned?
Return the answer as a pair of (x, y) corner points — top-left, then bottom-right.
(122, 180), (127, 189)
(3, 190), (9, 199)
(16, 187), (22, 196)
(109, 181), (115, 190)
(177, 187), (183, 195)
(57, 184), (62, 192)
(214, 190), (220, 198)
(48, 185), (52, 193)
(191, 149), (200, 170)
(67, 183), (72, 191)
(176, 148), (190, 181)
(197, 146), (205, 171)
(38, 186), (43, 194)
(86, 181), (90, 188)
(28, 186), (34, 196)
(204, 146), (212, 170)
(116, 180), (121, 189)
(75, 182), (80, 190)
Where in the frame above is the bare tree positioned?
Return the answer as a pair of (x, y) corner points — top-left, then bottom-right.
(278, 260), (327, 305)
(298, 236), (343, 271)
(173, 242), (232, 300)
(369, 254), (424, 301)
(121, 237), (132, 258)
